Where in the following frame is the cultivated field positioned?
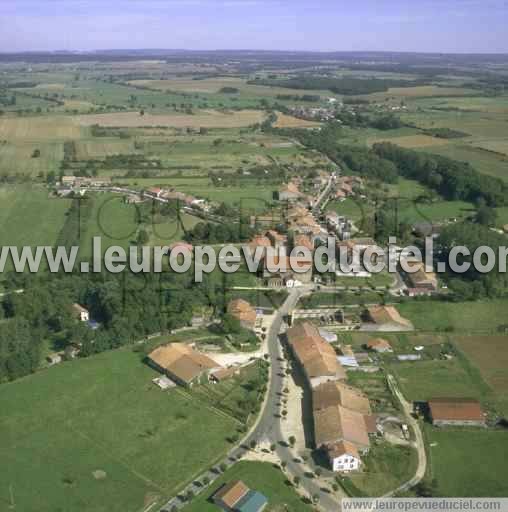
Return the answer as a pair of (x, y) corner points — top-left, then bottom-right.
(74, 139), (137, 159)
(454, 336), (508, 414)
(273, 112), (321, 128)
(0, 115), (83, 140)
(357, 85), (476, 101)
(129, 76), (329, 98)
(0, 348), (237, 512)
(0, 141), (63, 176)
(75, 110), (266, 129)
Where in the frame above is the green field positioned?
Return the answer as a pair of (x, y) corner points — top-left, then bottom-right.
(398, 198), (474, 224)
(419, 143), (508, 182)
(181, 461), (312, 512)
(348, 442), (417, 497)
(391, 358), (489, 403)
(425, 428), (508, 497)
(77, 193), (202, 259)
(0, 186), (71, 247)
(0, 348), (238, 512)
(0, 140), (64, 176)
(397, 299), (508, 333)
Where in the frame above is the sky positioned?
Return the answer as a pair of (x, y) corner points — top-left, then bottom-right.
(0, 0), (507, 54)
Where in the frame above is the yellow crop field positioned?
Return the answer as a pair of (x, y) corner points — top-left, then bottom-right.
(0, 116), (83, 140)
(75, 109), (266, 128)
(75, 139), (137, 159)
(273, 112), (321, 128)
(359, 85), (476, 101)
(129, 77), (329, 97)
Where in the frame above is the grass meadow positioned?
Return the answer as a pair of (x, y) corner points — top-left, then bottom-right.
(397, 299), (508, 334)
(425, 428), (508, 497)
(0, 348), (238, 512)
(0, 185), (71, 251)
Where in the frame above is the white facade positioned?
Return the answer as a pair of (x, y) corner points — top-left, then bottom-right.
(78, 310), (89, 322)
(331, 453), (361, 472)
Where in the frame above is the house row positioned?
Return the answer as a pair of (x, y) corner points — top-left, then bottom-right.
(325, 211), (352, 240)
(245, 230), (314, 286)
(334, 176), (363, 200)
(145, 186), (204, 208)
(60, 176), (112, 188)
(286, 321), (377, 472)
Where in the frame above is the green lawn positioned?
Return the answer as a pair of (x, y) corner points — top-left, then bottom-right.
(425, 427), (508, 497)
(391, 359), (488, 402)
(77, 193), (202, 259)
(0, 348), (237, 512)
(0, 140), (64, 176)
(397, 299), (508, 333)
(0, 185), (72, 273)
(181, 461), (312, 512)
(327, 198), (372, 225)
(348, 442), (417, 497)
(0, 186), (71, 248)
(398, 198), (474, 224)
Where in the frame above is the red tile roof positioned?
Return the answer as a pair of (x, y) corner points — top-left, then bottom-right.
(429, 398), (484, 422)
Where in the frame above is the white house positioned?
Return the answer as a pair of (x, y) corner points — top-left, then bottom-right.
(327, 441), (362, 472)
(72, 303), (90, 322)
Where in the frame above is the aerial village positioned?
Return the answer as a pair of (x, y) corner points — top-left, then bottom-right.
(48, 166), (487, 511)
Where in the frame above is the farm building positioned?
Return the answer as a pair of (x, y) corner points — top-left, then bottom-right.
(278, 181), (303, 202)
(213, 480), (268, 512)
(428, 398), (486, 427)
(365, 305), (413, 331)
(366, 338), (393, 353)
(147, 343), (220, 387)
(402, 259), (438, 292)
(286, 322), (346, 388)
(71, 303), (89, 322)
(227, 299), (257, 330)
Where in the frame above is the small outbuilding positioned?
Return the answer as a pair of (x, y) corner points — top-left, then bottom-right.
(366, 338), (393, 353)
